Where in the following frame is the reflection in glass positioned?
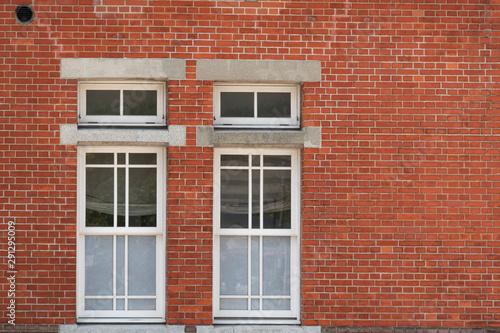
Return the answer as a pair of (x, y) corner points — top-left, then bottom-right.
(220, 298), (247, 310)
(86, 153), (114, 165)
(220, 236), (247, 296)
(129, 299), (156, 310)
(86, 168), (114, 227)
(86, 90), (120, 116)
(220, 169), (248, 228)
(116, 236), (125, 296)
(263, 170), (291, 229)
(263, 237), (290, 297)
(85, 299), (113, 310)
(85, 236), (113, 296)
(221, 155), (248, 167)
(257, 92), (291, 118)
(252, 170), (260, 229)
(221, 92), (254, 118)
(117, 168), (125, 227)
(128, 236), (156, 296)
(129, 153), (157, 165)
(264, 155), (291, 167)
(129, 168), (157, 227)
(123, 90), (157, 116)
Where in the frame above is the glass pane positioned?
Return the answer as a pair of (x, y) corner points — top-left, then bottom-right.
(129, 168), (157, 227)
(220, 298), (247, 310)
(128, 299), (156, 310)
(252, 170), (260, 229)
(85, 299), (113, 310)
(252, 155), (260, 166)
(251, 236), (259, 296)
(116, 299), (125, 310)
(117, 168), (125, 227)
(251, 299), (259, 310)
(263, 298), (290, 310)
(116, 236), (125, 296)
(86, 153), (114, 165)
(86, 90), (120, 116)
(221, 92), (254, 118)
(123, 90), (157, 116)
(220, 236), (248, 296)
(129, 153), (157, 165)
(263, 170), (291, 229)
(257, 92), (291, 118)
(263, 237), (290, 296)
(128, 236), (156, 296)
(220, 169), (248, 228)
(221, 155), (248, 167)
(117, 153), (125, 164)
(86, 168), (114, 227)
(85, 236), (113, 296)
(264, 155), (291, 167)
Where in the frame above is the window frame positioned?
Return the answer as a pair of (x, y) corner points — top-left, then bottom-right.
(213, 84), (300, 128)
(78, 81), (166, 126)
(76, 146), (166, 323)
(213, 148), (301, 324)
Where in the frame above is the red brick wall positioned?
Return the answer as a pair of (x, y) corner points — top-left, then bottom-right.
(1, 0), (499, 329)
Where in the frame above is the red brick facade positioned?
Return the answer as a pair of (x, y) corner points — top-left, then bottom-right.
(1, 0), (499, 331)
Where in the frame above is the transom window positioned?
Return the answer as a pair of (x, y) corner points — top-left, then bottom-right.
(213, 149), (300, 324)
(77, 147), (165, 323)
(78, 81), (166, 126)
(214, 84), (300, 128)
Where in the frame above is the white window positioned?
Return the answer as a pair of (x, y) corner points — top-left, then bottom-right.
(78, 81), (166, 126)
(214, 84), (300, 128)
(77, 147), (165, 323)
(213, 149), (300, 324)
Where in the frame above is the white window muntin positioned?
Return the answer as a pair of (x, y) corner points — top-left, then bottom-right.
(213, 148), (300, 323)
(78, 81), (166, 126)
(77, 146), (165, 322)
(214, 84), (300, 128)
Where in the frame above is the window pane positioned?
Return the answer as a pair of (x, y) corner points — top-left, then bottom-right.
(85, 236), (113, 296)
(262, 237), (290, 296)
(220, 236), (248, 296)
(116, 299), (125, 310)
(220, 298), (247, 310)
(252, 170), (260, 229)
(117, 168), (125, 227)
(123, 90), (157, 116)
(221, 155), (248, 167)
(263, 298), (290, 310)
(128, 299), (156, 310)
(128, 236), (156, 296)
(86, 168), (114, 227)
(129, 168), (157, 227)
(116, 236), (125, 296)
(220, 169), (248, 228)
(85, 299), (113, 310)
(263, 170), (291, 229)
(251, 236), (259, 296)
(86, 90), (120, 116)
(264, 155), (291, 167)
(129, 153), (157, 165)
(86, 153), (114, 165)
(257, 92), (291, 118)
(221, 92), (254, 118)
